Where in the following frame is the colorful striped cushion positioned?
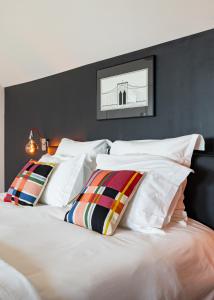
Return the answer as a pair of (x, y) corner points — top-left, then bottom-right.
(4, 160), (55, 206)
(65, 169), (143, 235)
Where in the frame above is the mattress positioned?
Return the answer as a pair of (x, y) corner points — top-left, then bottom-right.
(0, 199), (213, 300)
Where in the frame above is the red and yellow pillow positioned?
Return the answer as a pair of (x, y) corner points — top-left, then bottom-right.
(65, 169), (143, 235)
(4, 160), (55, 206)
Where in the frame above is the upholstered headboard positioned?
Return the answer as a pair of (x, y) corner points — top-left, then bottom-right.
(185, 151), (214, 229)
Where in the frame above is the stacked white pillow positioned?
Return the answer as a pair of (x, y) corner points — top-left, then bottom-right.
(100, 134), (205, 231)
(163, 179), (187, 225)
(55, 138), (111, 170)
(110, 134), (204, 167)
(39, 154), (90, 206)
(96, 154), (192, 231)
(39, 139), (110, 207)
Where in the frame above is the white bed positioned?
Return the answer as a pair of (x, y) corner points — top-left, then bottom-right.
(0, 259), (39, 300)
(0, 198), (213, 300)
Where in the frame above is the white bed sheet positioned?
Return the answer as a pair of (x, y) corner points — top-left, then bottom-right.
(0, 199), (213, 300)
(0, 259), (40, 300)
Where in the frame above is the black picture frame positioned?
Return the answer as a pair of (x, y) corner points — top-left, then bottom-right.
(97, 56), (154, 120)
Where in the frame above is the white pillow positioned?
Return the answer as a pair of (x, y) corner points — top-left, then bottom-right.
(55, 138), (111, 170)
(163, 179), (187, 226)
(96, 154), (192, 231)
(56, 138), (110, 157)
(39, 154), (92, 207)
(110, 134), (205, 167)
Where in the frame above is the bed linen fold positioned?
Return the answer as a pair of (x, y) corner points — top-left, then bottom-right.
(0, 258), (40, 300)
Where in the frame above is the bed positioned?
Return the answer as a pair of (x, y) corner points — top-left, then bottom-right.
(1, 139), (214, 300)
(0, 197), (213, 300)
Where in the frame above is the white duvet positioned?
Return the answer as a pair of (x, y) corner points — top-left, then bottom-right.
(0, 198), (213, 300)
(0, 259), (40, 300)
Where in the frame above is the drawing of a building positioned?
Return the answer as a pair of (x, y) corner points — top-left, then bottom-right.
(101, 80), (148, 111)
(117, 82), (128, 105)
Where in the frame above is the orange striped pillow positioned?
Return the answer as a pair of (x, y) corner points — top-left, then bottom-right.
(4, 160), (55, 206)
(65, 169), (143, 235)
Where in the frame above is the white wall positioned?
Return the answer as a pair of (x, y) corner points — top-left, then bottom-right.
(0, 0), (214, 87)
(0, 86), (4, 191)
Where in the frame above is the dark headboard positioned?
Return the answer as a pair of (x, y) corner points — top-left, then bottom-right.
(185, 151), (214, 229)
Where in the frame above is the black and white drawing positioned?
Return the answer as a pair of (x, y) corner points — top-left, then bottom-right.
(97, 56), (154, 120)
(100, 69), (148, 111)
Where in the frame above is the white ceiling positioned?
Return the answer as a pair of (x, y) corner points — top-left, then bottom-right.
(0, 0), (214, 87)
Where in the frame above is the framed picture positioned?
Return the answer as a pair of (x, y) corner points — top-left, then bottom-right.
(97, 56), (154, 120)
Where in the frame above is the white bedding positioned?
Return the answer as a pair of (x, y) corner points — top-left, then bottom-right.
(0, 198), (213, 300)
(0, 259), (40, 300)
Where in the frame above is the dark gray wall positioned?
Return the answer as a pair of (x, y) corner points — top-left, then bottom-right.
(5, 29), (214, 190)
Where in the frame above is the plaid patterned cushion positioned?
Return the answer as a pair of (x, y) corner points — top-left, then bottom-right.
(4, 160), (55, 206)
(65, 169), (143, 235)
